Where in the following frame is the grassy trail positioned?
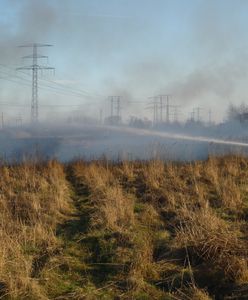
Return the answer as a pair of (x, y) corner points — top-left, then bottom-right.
(47, 166), (118, 299)
(46, 168), (93, 299)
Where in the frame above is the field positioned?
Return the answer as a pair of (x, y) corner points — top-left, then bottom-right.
(1, 124), (246, 162)
(1, 156), (248, 299)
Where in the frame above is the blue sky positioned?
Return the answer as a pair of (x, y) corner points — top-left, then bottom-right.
(0, 0), (248, 122)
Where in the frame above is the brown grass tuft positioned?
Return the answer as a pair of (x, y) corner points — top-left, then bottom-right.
(174, 207), (248, 282)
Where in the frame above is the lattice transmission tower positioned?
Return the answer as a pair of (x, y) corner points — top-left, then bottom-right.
(17, 43), (55, 124)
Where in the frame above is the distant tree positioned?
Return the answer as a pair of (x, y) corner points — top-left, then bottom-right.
(227, 103), (248, 121)
(129, 117), (151, 128)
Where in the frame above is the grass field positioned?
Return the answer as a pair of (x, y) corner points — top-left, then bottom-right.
(0, 156), (248, 299)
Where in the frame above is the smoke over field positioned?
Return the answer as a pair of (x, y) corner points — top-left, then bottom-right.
(1, 123), (248, 162)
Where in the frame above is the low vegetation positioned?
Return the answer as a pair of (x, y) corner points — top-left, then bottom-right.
(0, 155), (248, 299)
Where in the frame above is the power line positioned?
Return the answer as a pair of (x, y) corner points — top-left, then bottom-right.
(0, 67), (97, 100)
(1, 64), (104, 99)
(0, 102), (97, 108)
(0, 65), (152, 106)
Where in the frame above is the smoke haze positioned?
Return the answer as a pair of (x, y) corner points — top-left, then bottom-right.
(0, 0), (248, 122)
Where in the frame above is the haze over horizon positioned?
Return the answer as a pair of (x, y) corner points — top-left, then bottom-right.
(1, 0), (248, 123)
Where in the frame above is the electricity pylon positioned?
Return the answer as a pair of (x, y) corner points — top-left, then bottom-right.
(17, 43), (54, 124)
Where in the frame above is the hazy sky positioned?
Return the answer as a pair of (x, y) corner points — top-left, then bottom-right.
(0, 0), (248, 122)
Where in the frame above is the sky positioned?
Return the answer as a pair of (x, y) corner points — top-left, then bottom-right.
(0, 0), (248, 123)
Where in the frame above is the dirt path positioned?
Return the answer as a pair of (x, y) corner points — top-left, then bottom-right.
(45, 167), (93, 299)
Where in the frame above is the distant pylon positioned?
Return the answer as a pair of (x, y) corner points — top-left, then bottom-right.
(208, 109), (212, 125)
(157, 95), (171, 123)
(173, 105), (181, 122)
(108, 96), (122, 124)
(148, 95), (171, 125)
(147, 96), (159, 126)
(1, 112), (4, 129)
(116, 97), (121, 118)
(17, 43), (55, 124)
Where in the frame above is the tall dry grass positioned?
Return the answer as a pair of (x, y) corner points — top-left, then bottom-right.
(72, 161), (134, 232)
(0, 160), (70, 299)
(1, 155), (248, 299)
(116, 156), (248, 296)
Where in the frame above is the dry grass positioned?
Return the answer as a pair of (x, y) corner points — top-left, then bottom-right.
(171, 285), (212, 300)
(1, 155), (248, 299)
(72, 161), (135, 232)
(0, 160), (71, 299)
(174, 207), (248, 282)
(69, 155), (248, 298)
